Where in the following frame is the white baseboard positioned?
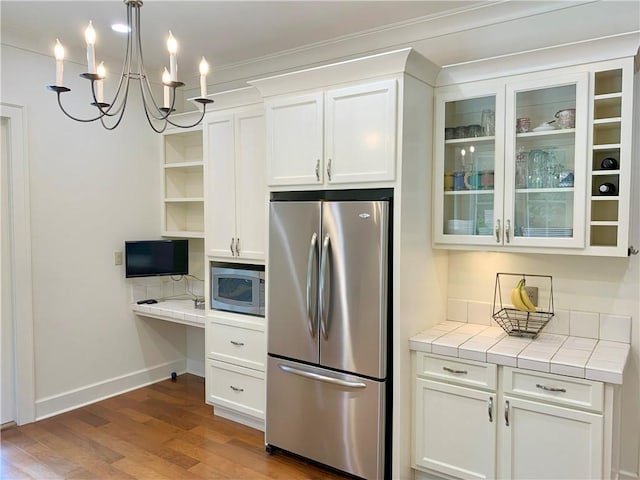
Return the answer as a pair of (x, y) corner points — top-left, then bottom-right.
(620, 470), (639, 480)
(186, 358), (205, 378)
(35, 359), (187, 420)
(214, 405), (265, 432)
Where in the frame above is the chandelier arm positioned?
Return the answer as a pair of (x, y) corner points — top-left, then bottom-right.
(87, 1), (135, 119)
(99, 1), (136, 116)
(141, 101), (170, 133)
(52, 90), (108, 123)
(134, 9), (173, 121)
(95, 68), (133, 130)
(166, 105), (208, 129)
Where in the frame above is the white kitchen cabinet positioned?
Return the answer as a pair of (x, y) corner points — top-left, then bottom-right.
(205, 311), (266, 430)
(413, 353), (617, 480)
(264, 79), (397, 187)
(434, 72), (589, 250)
(162, 128), (204, 237)
(205, 106), (266, 261)
(500, 396), (603, 479)
(433, 57), (636, 256)
(265, 92), (323, 186)
(414, 353), (498, 480)
(499, 367), (604, 480)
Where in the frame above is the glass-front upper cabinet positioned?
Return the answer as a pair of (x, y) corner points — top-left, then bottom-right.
(504, 73), (588, 248)
(433, 85), (505, 245)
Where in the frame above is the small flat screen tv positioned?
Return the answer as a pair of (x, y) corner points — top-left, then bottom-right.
(125, 240), (188, 278)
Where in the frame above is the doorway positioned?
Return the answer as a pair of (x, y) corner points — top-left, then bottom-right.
(0, 104), (35, 425)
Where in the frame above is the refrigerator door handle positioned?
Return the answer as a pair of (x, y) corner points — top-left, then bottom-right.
(319, 233), (331, 340)
(306, 232), (318, 337)
(278, 364), (366, 389)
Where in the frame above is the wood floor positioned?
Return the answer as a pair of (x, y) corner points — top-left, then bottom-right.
(1, 374), (352, 479)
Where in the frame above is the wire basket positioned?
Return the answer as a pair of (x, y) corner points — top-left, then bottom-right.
(492, 273), (554, 338)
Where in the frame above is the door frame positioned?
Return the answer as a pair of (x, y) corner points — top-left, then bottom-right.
(1, 103), (35, 425)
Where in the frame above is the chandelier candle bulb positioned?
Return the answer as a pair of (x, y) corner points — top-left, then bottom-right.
(85, 21), (96, 74)
(199, 57), (209, 98)
(162, 68), (171, 108)
(54, 39), (64, 86)
(96, 62), (105, 103)
(167, 31), (178, 81)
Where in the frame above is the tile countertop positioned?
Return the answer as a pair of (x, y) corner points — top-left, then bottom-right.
(409, 321), (630, 384)
(132, 299), (205, 328)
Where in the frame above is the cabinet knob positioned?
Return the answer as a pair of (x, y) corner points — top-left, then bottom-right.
(230, 238), (235, 256)
(315, 159), (320, 181)
(235, 238), (240, 256)
(495, 219), (501, 243)
(229, 385), (244, 393)
(326, 158), (332, 181)
(230, 340), (245, 347)
(505, 219), (511, 243)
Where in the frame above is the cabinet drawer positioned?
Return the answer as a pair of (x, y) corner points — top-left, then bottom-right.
(503, 367), (604, 412)
(207, 319), (266, 371)
(416, 353), (497, 390)
(206, 360), (265, 419)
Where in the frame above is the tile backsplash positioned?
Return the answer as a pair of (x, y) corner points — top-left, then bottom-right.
(130, 276), (204, 303)
(447, 298), (632, 343)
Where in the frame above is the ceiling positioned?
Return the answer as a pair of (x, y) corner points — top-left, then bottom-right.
(2, 1), (639, 91)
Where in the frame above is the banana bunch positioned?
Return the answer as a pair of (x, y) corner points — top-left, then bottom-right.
(510, 279), (536, 312)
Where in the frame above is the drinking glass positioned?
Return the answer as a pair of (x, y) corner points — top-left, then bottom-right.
(481, 109), (495, 136)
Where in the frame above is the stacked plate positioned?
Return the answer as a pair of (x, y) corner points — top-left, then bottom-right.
(446, 219), (475, 235)
(521, 227), (573, 237)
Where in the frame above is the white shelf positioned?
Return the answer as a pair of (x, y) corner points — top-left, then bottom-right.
(517, 128), (575, 138)
(444, 189), (494, 195)
(593, 143), (621, 150)
(164, 197), (205, 203)
(445, 135), (495, 144)
(592, 170), (620, 176)
(514, 187), (575, 194)
(164, 161), (204, 169)
(590, 221), (619, 227)
(593, 117), (622, 125)
(162, 230), (205, 239)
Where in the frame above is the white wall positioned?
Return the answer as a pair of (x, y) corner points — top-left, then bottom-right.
(1, 45), (191, 419)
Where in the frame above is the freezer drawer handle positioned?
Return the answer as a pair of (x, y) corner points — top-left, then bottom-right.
(536, 383), (566, 393)
(306, 232), (318, 337)
(442, 366), (468, 375)
(230, 340), (245, 346)
(229, 385), (244, 392)
(278, 364), (366, 389)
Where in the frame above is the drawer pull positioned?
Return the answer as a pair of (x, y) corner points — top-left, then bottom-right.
(229, 385), (244, 392)
(442, 366), (468, 375)
(230, 340), (245, 346)
(536, 383), (566, 393)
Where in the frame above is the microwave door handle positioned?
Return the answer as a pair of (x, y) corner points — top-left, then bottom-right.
(319, 233), (330, 340)
(306, 233), (318, 337)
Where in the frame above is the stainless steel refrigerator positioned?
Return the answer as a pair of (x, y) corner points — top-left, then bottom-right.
(266, 191), (391, 480)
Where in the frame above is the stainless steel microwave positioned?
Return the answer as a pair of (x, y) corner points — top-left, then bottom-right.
(210, 263), (265, 316)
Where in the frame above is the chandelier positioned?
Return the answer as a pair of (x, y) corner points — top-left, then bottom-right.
(47, 0), (213, 133)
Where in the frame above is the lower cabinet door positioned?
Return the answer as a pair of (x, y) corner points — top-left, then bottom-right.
(500, 395), (603, 479)
(415, 378), (496, 479)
